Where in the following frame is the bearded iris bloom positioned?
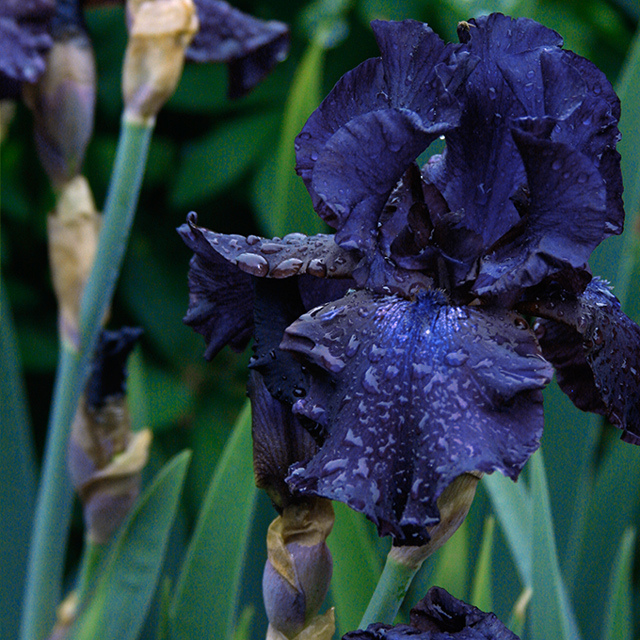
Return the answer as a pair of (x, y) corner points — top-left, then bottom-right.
(180, 14), (640, 545)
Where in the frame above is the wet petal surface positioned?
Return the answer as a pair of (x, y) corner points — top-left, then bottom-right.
(282, 289), (552, 543)
(524, 278), (640, 444)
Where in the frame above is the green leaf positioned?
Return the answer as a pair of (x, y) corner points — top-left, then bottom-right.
(253, 39), (328, 237)
(171, 111), (279, 208)
(0, 286), (36, 640)
(470, 516), (495, 613)
(232, 606), (255, 640)
(169, 402), (258, 640)
(482, 473), (532, 586)
(70, 451), (192, 640)
(602, 528), (636, 640)
(530, 451), (580, 640)
(329, 502), (382, 636)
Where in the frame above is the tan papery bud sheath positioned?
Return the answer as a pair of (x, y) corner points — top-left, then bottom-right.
(123, 0), (198, 123)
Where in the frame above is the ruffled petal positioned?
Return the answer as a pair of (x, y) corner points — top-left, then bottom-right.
(473, 117), (606, 304)
(295, 20), (472, 253)
(178, 213), (357, 360)
(281, 289), (552, 544)
(424, 14), (562, 249)
(188, 0), (289, 98)
(524, 278), (640, 444)
(178, 214), (255, 359)
(343, 587), (519, 638)
(423, 12), (623, 280)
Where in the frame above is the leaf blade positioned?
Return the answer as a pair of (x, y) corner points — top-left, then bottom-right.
(71, 450), (192, 640)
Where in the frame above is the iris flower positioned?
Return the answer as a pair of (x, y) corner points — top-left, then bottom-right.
(343, 586), (519, 639)
(180, 14), (640, 545)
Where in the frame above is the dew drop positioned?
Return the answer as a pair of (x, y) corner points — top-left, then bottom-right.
(270, 258), (303, 278)
(551, 159), (562, 171)
(445, 349), (469, 366)
(363, 367), (381, 394)
(261, 242), (283, 254)
(307, 258), (327, 277)
(593, 326), (604, 345)
(346, 334), (360, 357)
(236, 252), (269, 277)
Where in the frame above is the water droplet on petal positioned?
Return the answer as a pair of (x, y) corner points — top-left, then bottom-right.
(270, 258), (303, 278)
(236, 253), (269, 276)
(445, 349), (469, 366)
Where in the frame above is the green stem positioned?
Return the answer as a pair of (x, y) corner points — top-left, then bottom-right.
(359, 553), (422, 629)
(20, 116), (154, 640)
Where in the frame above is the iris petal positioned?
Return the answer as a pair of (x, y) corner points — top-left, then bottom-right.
(187, 0), (289, 98)
(344, 586), (520, 638)
(525, 278), (640, 444)
(295, 20), (473, 253)
(473, 117), (606, 303)
(281, 290), (552, 544)
(0, 0), (54, 97)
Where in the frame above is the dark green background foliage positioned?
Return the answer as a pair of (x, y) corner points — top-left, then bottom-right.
(2, 0), (640, 639)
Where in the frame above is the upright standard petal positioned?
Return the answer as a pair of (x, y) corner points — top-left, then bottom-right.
(281, 289), (552, 544)
(473, 117), (606, 303)
(295, 20), (471, 253)
(423, 13), (623, 297)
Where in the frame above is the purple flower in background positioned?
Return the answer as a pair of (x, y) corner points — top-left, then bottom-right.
(186, 0), (289, 98)
(181, 14), (640, 545)
(343, 586), (520, 639)
(0, 0), (55, 98)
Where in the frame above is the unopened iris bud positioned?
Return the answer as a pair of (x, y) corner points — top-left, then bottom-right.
(22, 0), (96, 188)
(47, 175), (101, 346)
(68, 327), (151, 544)
(123, 0), (198, 123)
(263, 498), (335, 640)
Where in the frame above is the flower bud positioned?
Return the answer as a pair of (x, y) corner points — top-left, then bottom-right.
(22, 2), (96, 189)
(47, 175), (101, 345)
(68, 328), (150, 544)
(122, 0), (198, 123)
(263, 498), (335, 640)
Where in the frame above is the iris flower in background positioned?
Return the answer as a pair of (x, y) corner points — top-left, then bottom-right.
(343, 586), (520, 639)
(0, 0), (55, 98)
(181, 14), (640, 546)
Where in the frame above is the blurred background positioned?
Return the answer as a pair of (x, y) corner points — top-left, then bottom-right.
(2, 0), (639, 638)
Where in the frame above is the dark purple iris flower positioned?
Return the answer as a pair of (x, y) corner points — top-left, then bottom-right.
(0, 0), (288, 100)
(343, 587), (520, 639)
(180, 14), (640, 544)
